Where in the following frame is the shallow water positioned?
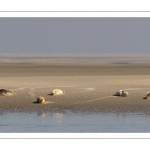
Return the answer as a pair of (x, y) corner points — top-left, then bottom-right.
(0, 110), (150, 133)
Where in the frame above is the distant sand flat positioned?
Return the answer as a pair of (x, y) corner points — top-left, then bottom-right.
(1, 55), (150, 111)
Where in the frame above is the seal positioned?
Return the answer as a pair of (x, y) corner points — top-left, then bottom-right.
(0, 89), (14, 96)
(51, 89), (65, 95)
(146, 93), (150, 99)
(37, 96), (46, 104)
(115, 90), (129, 97)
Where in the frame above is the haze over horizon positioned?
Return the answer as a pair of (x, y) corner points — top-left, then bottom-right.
(0, 18), (150, 54)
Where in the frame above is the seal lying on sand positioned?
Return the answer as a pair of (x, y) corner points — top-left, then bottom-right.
(121, 91), (129, 97)
(37, 96), (46, 104)
(146, 93), (150, 99)
(0, 89), (14, 96)
(115, 90), (123, 96)
(115, 90), (129, 97)
(51, 89), (65, 95)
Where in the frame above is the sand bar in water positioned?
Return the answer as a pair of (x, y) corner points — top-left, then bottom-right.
(1, 54), (150, 111)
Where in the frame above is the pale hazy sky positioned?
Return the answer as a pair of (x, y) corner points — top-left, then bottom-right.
(0, 18), (150, 54)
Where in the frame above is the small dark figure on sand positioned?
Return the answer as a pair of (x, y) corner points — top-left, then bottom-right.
(0, 89), (13, 96)
(146, 93), (150, 99)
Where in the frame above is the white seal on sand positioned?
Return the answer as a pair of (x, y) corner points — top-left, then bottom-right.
(0, 89), (14, 96)
(37, 96), (46, 103)
(51, 89), (65, 95)
(115, 90), (129, 97)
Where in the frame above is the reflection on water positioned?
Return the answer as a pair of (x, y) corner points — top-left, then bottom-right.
(0, 110), (150, 133)
(37, 112), (46, 117)
(52, 112), (63, 118)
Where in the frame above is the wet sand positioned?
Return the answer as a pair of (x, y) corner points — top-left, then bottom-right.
(1, 54), (150, 111)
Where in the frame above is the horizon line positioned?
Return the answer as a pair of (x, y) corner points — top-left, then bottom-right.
(1, 53), (150, 57)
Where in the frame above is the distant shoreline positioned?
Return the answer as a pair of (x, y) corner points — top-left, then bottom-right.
(1, 54), (150, 65)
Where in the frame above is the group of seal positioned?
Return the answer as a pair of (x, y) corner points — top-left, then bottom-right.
(115, 90), (150, 99)
(0, 88), (65, 104)
(1, 88), (150, 104)
(37, 89), (65, 104)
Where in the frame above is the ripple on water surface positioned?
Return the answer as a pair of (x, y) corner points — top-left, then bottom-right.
(0, 110), (150, 133)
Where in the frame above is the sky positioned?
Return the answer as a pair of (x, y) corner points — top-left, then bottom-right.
(0, 18), (150, 54)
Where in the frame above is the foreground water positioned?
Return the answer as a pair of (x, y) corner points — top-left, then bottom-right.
(0, 110), (150, 133)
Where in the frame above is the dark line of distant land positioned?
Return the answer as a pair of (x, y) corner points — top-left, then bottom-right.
(0, 11), (150, 12)
(0, 138), (149, 139)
